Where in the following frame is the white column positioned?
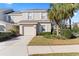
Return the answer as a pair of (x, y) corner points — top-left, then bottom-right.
(19, 25), (23, 35)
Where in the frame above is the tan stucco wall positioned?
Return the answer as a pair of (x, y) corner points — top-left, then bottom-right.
(39, 22), (51, 32)
(10, 15), (23, 23)
(10, 10), (49, 23)
(22, 12), (48, 20)
(0, 21), (11, 32)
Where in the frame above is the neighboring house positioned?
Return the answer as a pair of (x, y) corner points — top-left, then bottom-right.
(0, 9), (14, 32)
(0, 9), (51, 37)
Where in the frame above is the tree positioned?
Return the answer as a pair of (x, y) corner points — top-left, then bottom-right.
(48, 3), (79, 36)
(63, 4), (79, 30)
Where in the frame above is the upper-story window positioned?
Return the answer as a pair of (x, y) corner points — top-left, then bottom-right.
(28, 13), (33, 20)
(41, 13), (47, 19)
(33, 13), (41, 20)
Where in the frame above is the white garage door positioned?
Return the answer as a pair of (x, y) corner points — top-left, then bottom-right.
(23, 25), (36, 36)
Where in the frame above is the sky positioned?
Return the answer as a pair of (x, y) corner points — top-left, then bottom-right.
(0, 3), (79, 23)
(0, 3), (50, 11)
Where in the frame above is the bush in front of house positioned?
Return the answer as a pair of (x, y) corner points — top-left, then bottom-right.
(60, 29), (76, 39)
(38, 32), (58, 39)
(72, 24), (79, 33)
(0, 32), (17, 42)
(37, 32), (53, 39)
(72, 27), (79, 34)
(38, 32), (51, 36)
(37, 29), (76, 39)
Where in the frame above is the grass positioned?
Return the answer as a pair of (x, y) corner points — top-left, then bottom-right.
(31, 53), (79, 56)
(28, 36), (79, 46)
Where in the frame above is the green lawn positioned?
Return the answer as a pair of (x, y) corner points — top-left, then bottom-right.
(31, 53), (79, 56)
(28, 36), (79, 46)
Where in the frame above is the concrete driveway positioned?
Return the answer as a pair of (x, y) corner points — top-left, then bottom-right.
(0, 36), (33, 56)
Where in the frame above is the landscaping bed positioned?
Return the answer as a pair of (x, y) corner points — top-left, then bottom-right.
(28, 36), (79, 46)
(0, 32), (18, 42)
(31, 52), (79, 56)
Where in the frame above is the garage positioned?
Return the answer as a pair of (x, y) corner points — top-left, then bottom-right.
(23, 25), (36, 36)
(19, 20), (38, 36)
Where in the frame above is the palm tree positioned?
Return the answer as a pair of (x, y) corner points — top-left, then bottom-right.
(48, 3), (79, 36)
(62, 4), (79, 30)
(48, 4), (66, 36)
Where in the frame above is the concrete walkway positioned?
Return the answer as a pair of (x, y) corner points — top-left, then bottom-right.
(28, 45), (79, 55)
(0, 36), (33, 56)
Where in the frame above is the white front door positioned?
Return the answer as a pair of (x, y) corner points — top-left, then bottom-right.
(23, 25), (36, 36)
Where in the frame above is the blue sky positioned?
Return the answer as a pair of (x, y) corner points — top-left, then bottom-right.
(0, 3), (50, 11)
(0, 3), (79, 23)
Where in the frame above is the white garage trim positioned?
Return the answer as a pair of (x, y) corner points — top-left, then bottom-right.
(19, 24), (37, 36)
(23, 25), (36, 36)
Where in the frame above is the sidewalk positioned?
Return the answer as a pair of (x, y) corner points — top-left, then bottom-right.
(28, 45), (79, 55)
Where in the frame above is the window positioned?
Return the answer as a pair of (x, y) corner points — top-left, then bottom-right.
(41, 25), (45, 32)
(28, 13), (33, 20)
(41, 13), (47, 19)
(0, 25), (5, 32)
(33, 13), (41, 20)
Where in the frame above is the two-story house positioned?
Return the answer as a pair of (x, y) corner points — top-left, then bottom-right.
(8, 9), (51, 36)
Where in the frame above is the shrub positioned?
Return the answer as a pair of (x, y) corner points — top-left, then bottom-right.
(38, 32), (51, 36)
(72, 28), (79, 33)
(0, 32), (17, 42)
(60, 29), (76, 39)
(38, 32), (59, 39)
(10, 25), (19, 36)
(38, 32), (53, 39)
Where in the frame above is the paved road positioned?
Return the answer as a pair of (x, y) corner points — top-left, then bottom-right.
(0, 36), (33, 56)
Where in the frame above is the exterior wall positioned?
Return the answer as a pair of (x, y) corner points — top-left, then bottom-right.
(0, 25), (6, 32)
(9, 10), (49, 23)
(0, 23), (13, 32)
(10, 15), (23, 23)
(22, 11), (48, 21)
(0, 13), (9, 22)
(22, 13), (28, 20)
(10, 11), (49, 23)
(0, 21), (7, 32)
(39, 22), (51, 32)
(6, 24), (15, 32)
(19, 25), (23, 35)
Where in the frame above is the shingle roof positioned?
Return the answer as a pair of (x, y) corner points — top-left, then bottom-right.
(0, 9), (14, 14)
(8, 11), (22, 15)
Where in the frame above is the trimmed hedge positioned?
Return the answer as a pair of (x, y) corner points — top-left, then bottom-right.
(0, 32), (17, 42)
